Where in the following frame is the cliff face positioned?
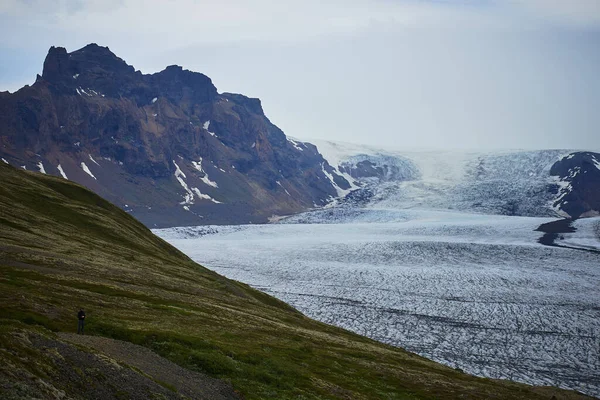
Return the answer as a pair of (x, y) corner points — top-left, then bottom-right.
(0, 44), (350, 227)
(550, 151), (600, 218)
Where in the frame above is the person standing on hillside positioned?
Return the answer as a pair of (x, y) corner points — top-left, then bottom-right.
(77, 308), (86, 334)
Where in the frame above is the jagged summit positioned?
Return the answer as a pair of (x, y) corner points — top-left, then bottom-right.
(151, 64), (217, 105)
(222, 92), (264, 115)
(38, 44), (217, 105)
(43, 44), (132, 78)
(0, 44), (351, 227)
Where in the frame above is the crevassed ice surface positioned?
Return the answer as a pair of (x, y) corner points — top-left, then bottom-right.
(155, 209), (600, 397)
(312, 142), (574, 217)
(155, 147), (600, 396)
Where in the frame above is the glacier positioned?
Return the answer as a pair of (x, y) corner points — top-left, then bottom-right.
(154, 146), (600, 397)
(155, 210), (600, 397)
(311, 140), (574, 217)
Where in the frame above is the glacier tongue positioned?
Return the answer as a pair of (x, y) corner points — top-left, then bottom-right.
(155, 210), (600, 398)
(310, 141), (573, 218)
(155, 143), (600, 397)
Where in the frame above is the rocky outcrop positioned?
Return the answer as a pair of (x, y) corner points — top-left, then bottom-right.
(0, 44), (351, 227)
(338, 154), (419, 182)
(550, 152), (600, 218)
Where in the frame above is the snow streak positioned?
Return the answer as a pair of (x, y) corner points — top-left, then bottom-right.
(174, 159), (220, 205)
(57, 164), (68, 179)
(191, 158), (218, 188)
(203, 120), (216, 136)
(80, 162), (96, 180)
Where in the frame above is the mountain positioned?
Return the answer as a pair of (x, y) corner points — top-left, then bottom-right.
(550, 152), (600, 218)
(1, 162), (591, 399)
(305, 140), (600, 220)
(0, 44), (350, 227)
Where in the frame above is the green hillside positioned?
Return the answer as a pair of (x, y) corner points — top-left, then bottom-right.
(0, 162), (590, 399)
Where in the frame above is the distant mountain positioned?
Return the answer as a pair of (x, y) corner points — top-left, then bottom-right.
(308, 140), (600, 219)
(0, 44), (351, 227)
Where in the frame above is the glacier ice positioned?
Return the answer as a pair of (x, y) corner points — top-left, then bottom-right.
(155, 209), (600, 397)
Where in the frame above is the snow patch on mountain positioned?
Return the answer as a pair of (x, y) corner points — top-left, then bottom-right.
(203, 120), (216, 136)
(293, 139), (359, 200)
(75, 87), (100, 97)
(37, 161), (46, 174)
(57, 164), (68, 179)
(592, 154), (600, 170)
(88, 154), (100, 166)
(174, 159), (220, 205)
(80, 162), (96, 180)
(192, 187), (221, 203)
(173, 160), (194, 204)
(191, 158), (218, 188)
(321, 163), (352, 199)
(276, 180), (291, 196)
(287, 137), (305, 152)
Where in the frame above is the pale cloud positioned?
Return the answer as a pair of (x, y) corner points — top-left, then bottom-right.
(0, 0), (558, 48)
(509, 0), (600, 28)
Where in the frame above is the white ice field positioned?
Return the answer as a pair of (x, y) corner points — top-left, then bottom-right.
(155, 209), (600, 397)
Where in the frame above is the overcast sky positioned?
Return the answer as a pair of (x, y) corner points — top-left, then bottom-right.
(1, 0), (599, 150)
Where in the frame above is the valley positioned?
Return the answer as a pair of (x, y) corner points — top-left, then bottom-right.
(155, 143), (600, 398)
(4, 149), (591, 399)
(1, 42), (599, 399)
(156, 208), (600, 397)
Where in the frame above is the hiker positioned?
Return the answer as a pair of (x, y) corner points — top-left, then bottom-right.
(77, 308), (86, 334)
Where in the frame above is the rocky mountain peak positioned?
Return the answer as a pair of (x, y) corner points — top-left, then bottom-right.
(41, 46), (70, 82)
(43, 44), (132, 77)
(222, 93), (264, 115)
(550, 151), (600, 218)
(0, 43), (350, 227)
(39, 44), (219, 107)
(40, 43), (136, 97)
(150, 65), (217, 105)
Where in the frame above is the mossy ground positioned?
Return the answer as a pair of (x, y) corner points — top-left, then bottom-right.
(0, 162), (591, 399)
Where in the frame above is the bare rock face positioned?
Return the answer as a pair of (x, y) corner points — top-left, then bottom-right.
(0, 44), (350, 227)
(550, 152), (600, 218)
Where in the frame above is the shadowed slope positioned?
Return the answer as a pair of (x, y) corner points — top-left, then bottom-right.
(0, 162), (592, 399)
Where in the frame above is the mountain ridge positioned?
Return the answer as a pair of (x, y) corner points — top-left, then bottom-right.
(0, 44), (351, 227)
(1, 44), (598, 226)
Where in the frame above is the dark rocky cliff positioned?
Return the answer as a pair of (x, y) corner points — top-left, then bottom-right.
(550, 152), (600, 218)
(0, 44), (351, 227)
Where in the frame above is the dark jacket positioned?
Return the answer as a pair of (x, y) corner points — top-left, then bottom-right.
(78, 310), (86, 320)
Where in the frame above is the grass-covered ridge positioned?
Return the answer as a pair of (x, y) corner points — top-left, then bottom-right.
(0, 162), (591, 399)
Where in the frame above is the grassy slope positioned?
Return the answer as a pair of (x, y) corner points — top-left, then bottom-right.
(0, 162), (590, 400)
